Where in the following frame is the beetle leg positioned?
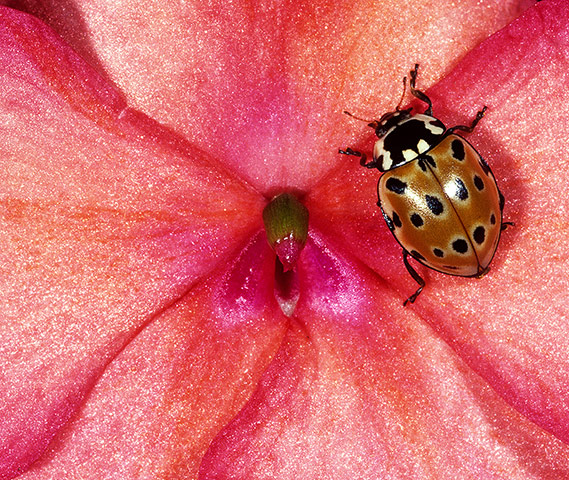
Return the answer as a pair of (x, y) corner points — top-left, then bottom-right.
(497, 189), (514, 230)
(409, 64), (433, 116)
(395, 75), (408, 112)
(402, 250), (426, 306)
(448, 106), (488, 134)
(339, 147), (380, 169)
(339, 147), (366, 164)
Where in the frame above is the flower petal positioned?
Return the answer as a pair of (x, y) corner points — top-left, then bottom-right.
(199, 233), (569, 478)
(13, 0), (535, 191)
(19, 233), (287, 479)
(421, 0), (569, 443)
(313, 0), (569, 443)
(0, 8), (263, 476)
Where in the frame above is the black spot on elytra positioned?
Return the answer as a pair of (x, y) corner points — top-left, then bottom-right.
(451, 139), (465, 161)
(392, 211), (402, 228)
(499, 191), (505, 211)
(474, 175), (484, 191)
(410, 250), (425, 261)
(410, 213), (424, 228)
(425, 195), (444, 215)
(473, 226), (486, 245)
(382, 118), (444, 168)
(385, 177), (407, 195)
(426, 155), (437, 168)
(433, 248), (444, 258)
(452, 238), (469, 254)
(454, 178), (469, 200)
(444, 265), (459, 270)
(490, 213), (496, 225)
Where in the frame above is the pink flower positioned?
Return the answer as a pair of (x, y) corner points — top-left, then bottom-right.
(2, 0), (569, 478)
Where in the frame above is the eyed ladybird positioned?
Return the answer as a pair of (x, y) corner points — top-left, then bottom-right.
(340, 64), (509, 305)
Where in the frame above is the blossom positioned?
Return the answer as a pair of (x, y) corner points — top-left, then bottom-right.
(1, 0), (569, 478)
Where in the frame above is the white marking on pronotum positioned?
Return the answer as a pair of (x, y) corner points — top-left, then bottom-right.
(417, 139), (430, 153)
(403, 149), (416, 161)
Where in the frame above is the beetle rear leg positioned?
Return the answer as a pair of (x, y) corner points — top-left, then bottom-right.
(497, 189), (514, 231)
(448, 106), (488, 134)
(402, 250), (426, 306)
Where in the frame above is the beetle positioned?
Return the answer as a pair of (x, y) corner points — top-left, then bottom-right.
(340, 64), (509, 305)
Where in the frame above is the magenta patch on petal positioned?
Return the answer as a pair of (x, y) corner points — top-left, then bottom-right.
(297, 231), (374, 324)
(213, 232), (277, 327)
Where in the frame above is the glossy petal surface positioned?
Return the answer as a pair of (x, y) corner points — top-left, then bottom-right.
(200, 235), (569, 478)
(0, 8), (264, 477)
(1, 0), (568, 478)
(309, 0), (569, 445)
(9, 0), (534, 190)
(19, 233), (287, 479)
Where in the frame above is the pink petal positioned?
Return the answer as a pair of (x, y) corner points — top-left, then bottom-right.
(12, 0), (535, 191)
(0, 8), (263, 476)
(199, 233), (569, 478)
(424, 0), (569, 443)
(18, 233), (287, 479)
(312, 0), (569, 443)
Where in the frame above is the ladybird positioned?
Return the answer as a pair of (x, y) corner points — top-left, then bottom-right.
(340, 64), (509, 305)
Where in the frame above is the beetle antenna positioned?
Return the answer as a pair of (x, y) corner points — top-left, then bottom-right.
(343, 110), (374, 123)
(395, 75), (408, 111)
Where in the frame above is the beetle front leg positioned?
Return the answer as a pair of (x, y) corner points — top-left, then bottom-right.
(339, 147), (382, 170)
(448, 106), (488, 134)
(339, 147), (372, 168)
(409, 64), (433, 116)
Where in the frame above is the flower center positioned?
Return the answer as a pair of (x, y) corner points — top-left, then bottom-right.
(262, 193), (308, 272)
(262, 193), (308, 317)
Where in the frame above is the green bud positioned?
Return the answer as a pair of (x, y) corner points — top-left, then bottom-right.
(262, 193), (309, 271)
